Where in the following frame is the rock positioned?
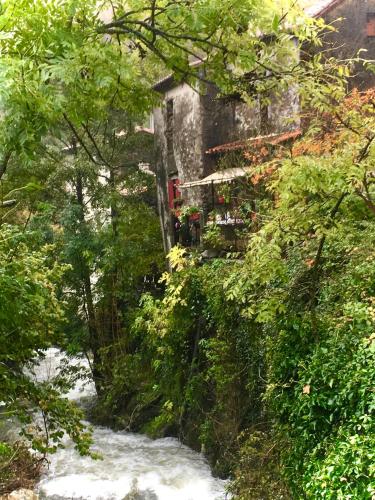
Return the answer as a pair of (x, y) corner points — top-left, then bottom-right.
(122, 479), (157, 500)
(201, 248), (219, 259)
(2, 489), (38, 500)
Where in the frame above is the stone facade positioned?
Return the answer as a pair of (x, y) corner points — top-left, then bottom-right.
(153, 80), (297, 250)
(153, 82), (206, 251)
(154, 0), (375, 251)
(318, 0), (375, 90)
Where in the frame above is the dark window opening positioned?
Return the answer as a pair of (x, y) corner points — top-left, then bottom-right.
(260, 100), (269, 135)
(168, 178), (181, 245)
(166, 99), (176, 174)
(167, 178), (201, 247)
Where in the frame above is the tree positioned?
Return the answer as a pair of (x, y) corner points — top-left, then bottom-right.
(0, 0), (337, 179)
(0, 1), (369, 495)
(224, 88), (375, 498)
(0, 0), (326, 404)
(0, 224), (94, 456)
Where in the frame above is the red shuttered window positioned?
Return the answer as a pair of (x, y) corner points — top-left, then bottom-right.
(168, 179), (181, 209)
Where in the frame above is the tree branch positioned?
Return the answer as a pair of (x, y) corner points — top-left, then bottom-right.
(82, 123), (112, 168)
(63, 114), (103, 167)
(0, 151), (12, 181)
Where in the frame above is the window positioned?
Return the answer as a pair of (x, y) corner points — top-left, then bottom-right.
(166, 99), (176, 174)
(167, 178), (181, 210)
(260, 101), (269, 134)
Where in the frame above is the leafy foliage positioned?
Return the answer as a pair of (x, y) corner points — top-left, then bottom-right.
(0, 441), (43, 494)
(131, 254), (265, 475)
(225, 89), (375, 497)
(0, 1), (373, 498)
(0, 225), (93, 455)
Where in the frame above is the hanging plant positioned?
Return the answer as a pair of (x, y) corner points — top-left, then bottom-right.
(179, 205), (201, 219)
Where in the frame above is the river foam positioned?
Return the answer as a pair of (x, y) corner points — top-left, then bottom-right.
(34, 349), (228, 500)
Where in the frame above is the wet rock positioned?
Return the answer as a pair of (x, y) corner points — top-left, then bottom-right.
(3, 489), (38, 500)
(201, 248), (219, 259)
(122, 479), (158, 500)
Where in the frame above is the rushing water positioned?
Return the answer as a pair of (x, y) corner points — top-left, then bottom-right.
(31, 349), (228, 500)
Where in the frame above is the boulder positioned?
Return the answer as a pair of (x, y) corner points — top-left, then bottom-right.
(3, 489), (38, 500)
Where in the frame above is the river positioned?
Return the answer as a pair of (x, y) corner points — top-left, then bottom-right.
(30, 349), (228, 500)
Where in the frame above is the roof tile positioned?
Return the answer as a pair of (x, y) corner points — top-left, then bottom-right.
(205, 129), (302, 155)
(305, 0), (345, 17)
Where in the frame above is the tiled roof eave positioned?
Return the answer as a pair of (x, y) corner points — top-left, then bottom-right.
(205, 129), (302, 155)
(306, 0), (345, 18)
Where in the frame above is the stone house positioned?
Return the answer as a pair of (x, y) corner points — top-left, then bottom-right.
(153, 0), (375, 252)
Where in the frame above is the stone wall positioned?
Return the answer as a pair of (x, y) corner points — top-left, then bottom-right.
(153, 77), (300, 250)
(153, 83), (205, 251)
(322, 0), (375, 89)
(153, 1), (375, 250)
(153, 105), (171, 252)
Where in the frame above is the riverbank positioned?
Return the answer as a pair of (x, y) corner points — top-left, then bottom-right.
(0, 442), (42, 498)
(2, 489), (39, 500)
(29, 349), (227, 500)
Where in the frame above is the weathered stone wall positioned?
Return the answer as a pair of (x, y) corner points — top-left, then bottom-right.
(153, 80), (298, 250)
(169, 84), (204, 195)
(153, 105), (171, 252)
(322, 0), (375, 89)
(268, 86), (300, 134)
(233, 101), (261, 139)
(153, 83), (206, 250)
(201, 87), (261, 149)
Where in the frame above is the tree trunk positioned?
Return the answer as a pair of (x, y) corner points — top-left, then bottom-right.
(73, 141), (103, 392)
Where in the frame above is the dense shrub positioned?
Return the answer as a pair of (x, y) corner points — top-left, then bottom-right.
(0, 441), (43, 495)
(265, 231), (375, 498)
(0, 225), (93, 455)
(130, 252), (266, 475)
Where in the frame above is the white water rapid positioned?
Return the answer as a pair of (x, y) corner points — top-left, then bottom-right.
(32, 349), (228, 500)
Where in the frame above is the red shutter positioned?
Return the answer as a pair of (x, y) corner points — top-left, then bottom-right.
(168, 179), (181, 209)
(168, 180), (175, 209)
(367, 14), (375, 37)
(174, 179), (181, 200)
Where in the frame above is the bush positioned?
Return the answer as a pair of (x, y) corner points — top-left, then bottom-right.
(0, 441), (43, 495)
